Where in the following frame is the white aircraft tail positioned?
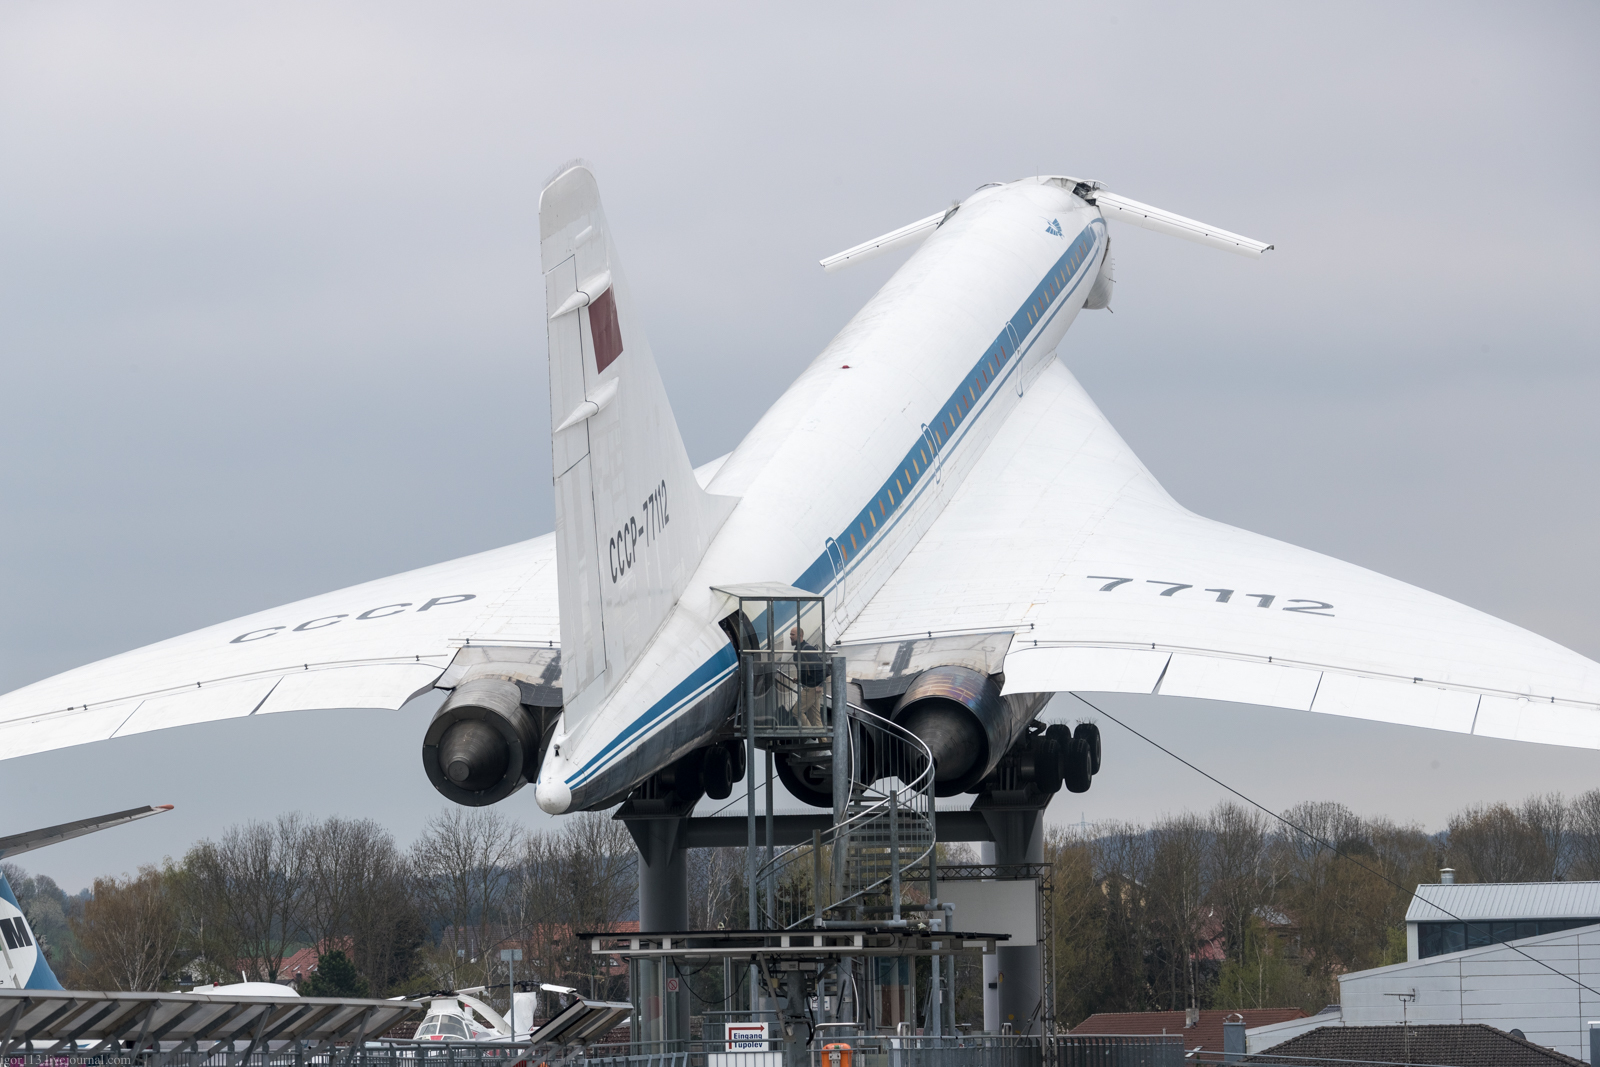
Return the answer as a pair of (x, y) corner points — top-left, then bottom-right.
(0, 867), (62, 989)
(539, 162), (737, 726)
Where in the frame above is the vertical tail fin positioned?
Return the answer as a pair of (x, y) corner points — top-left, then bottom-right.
(540, 162), (736, 726)
(0, 868), (63, 989)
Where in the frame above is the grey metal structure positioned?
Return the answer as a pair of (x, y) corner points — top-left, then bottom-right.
(0, 988), (420, 1060)
(582, 927), (1006, 960)
(613, 588), (1063, 1051)
(525, 997), (634, 1047)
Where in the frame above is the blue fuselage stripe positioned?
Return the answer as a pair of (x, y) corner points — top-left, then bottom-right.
(565, 218), (1103, 792)
(797, 219), (1103, 594)
(567, 643), (738, 787)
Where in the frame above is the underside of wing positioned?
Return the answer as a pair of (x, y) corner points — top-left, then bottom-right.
(843, 358), (1600, 748)
(0, 536), (559, 761)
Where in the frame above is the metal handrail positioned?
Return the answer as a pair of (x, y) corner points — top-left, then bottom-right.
(755, 700), (936, 928)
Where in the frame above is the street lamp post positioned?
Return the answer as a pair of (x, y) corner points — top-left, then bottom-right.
(500, 949), (524, 1039)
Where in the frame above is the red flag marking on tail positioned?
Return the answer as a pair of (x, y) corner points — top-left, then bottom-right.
(589, 288), (623, 373)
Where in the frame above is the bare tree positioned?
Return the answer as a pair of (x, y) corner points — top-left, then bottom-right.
(1145, 814), (1208, 1010)
(507, 829), (566, 1005)
(1522, 794), (1572, 878)
(1205, 803), (1273, 969)
(687, 847), (744, 931)
(1447, 794), (1568, 882)
(1267, 801), (1429, 1003)
(503, 812), (639, 1003)
(559, 813), (636, 932)
(347, 847), (424, 996)
(181, 814), (309, 982)
(411, 807), (521, 988)
(302, 817), (421, 993)
(68, 866), (181, 991)
(303, 817), (366, 952)
(553, 812), (636, 999)
(1568, 790), (1600, 879)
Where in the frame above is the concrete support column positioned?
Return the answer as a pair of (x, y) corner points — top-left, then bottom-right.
(625, 811), (692, 1048)
(637, 819), (689, 931)
(979, 810), (1044, 1035)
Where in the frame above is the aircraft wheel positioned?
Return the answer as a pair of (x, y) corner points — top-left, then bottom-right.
(702, 744), (735, 800)
(1074, 722), (1102, 775)
(1035, 742), (1063, 794)
(1064, 736), (1093, 793)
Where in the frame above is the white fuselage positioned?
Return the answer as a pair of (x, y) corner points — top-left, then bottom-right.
(537, 178), (1105, 812)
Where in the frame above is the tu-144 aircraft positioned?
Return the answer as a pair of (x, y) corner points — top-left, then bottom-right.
(3, 164), (1597, 818)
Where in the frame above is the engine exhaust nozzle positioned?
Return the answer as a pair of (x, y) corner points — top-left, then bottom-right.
(422, 677), (540, 806)
(892, 665), (1009, 796)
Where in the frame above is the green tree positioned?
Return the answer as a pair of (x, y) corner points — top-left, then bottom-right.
(1211, 915), (1321, 1012)
(301, 949), (370, 998)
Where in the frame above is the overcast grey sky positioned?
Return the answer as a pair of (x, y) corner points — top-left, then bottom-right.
(2, 2), (1597, 891)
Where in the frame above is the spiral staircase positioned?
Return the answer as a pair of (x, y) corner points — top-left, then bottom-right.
(755, 699), (936, 930)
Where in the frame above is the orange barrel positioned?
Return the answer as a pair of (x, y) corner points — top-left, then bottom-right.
(823, 1043), (852, 1067)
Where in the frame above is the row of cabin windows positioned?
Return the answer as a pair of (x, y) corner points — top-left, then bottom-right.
(840, 337), (1014, 560)
(840, 232), (1093, 563)
(1416, 917), (1600, 958)
(836, 233), (1097, 565)
(1024, 234), (1096, 325)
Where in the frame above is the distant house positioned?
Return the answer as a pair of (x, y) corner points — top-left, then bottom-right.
(1252, 1023), (1585, 1067)
(1072, 1009), (1306, 1057)
(278, 943), (326, 985)
(238, 937), (354, 986)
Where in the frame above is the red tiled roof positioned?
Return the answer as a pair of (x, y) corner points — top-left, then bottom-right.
(246, 937), (354, 983)
(279, 945), (321, 979)
(1072, 1010), (1307, 1052)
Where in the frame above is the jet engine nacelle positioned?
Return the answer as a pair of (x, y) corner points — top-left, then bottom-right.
(892, 665), (1029, 796)
(422, 678), (543, 806)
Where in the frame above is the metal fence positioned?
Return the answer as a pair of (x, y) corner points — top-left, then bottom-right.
(1, 1035), (1165, 1067)
(809, 1035), (1042, 1067)
(1053, 1035), (1185, 1067)
(2, 1036), (1045, 1067)
(0, 1050), (529, 1067)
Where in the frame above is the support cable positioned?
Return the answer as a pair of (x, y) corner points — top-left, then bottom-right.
(1071, 691), (1600, 1000)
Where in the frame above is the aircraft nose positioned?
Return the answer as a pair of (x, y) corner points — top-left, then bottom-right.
(535, 776), (571, 814)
